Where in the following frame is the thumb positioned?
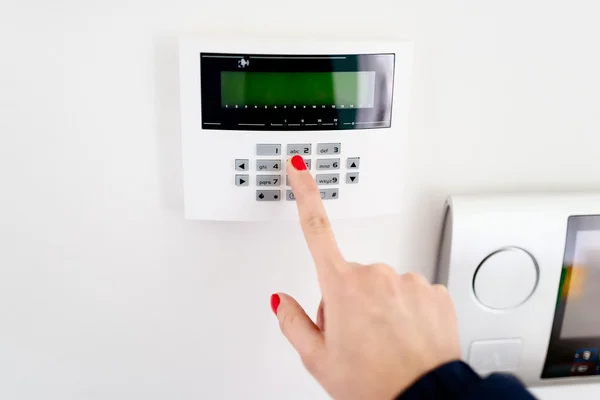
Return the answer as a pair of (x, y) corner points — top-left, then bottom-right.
(272, 293), (326, 369)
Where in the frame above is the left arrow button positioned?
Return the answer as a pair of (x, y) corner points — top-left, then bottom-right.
(235, 159), (249, 171)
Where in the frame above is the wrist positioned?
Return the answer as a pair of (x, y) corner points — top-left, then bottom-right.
(395, 360), (480, 400)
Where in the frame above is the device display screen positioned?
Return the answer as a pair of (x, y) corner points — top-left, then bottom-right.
(200, 53), (395, 131)
(542, 215), (600, 379)
(220, 71), (376, 109)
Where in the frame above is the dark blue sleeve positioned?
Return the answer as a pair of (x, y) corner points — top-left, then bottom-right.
(397, 361), (538, 400)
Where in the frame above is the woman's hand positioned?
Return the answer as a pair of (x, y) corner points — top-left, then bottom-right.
(271, 155), (461, 400)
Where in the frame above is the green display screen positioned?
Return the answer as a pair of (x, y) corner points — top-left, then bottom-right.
(220, 71), (376, 108)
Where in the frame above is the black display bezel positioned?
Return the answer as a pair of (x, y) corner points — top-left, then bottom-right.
(199, 52), (395, 131)
(542, 215), (600, 379)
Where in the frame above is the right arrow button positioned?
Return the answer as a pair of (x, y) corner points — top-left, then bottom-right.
(235, 174), (249, 186)
(346, 172), (359, 184)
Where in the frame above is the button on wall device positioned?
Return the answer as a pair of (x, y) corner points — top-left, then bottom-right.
(288, 188), (339, 200)
(256, 190), (281, 201)
(316, 158), (340, 170)
(347, 157), (360, 169)
(574, 348), (599, 362)
(346, 172), (359, 184)
(256, 175), (281, 186)
(235, 175), (249, 186)
(235, 159), (249, 171)
(256, 144), (282, 156)
(468, 339), (522, 375)
(473, 248), (539, 309)
(570, 363), (595, 375)
(317, 143), (341, 155)
(286, 158), (311, 170)
(287, 144), (312, 155)
(316, 174), (340, 185)
(320, 188), (339, 200)
(256, 160), (282, 171)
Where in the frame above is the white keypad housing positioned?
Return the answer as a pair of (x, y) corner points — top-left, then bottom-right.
(179, 39), (414, 221)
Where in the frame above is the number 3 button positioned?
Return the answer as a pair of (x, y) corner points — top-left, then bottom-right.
(317, 143), (341, 155)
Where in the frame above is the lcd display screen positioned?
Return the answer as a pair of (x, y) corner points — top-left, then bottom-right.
(560, 230), (600, 339)
(220, 71), (376, 108)
(542, 215), (600, 379)
(199, 52), (394, 131)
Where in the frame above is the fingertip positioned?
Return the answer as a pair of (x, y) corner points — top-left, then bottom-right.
(290, 155), (307, 171)
(270, 293), (281, 315)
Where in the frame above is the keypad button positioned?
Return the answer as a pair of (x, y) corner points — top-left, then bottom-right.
(347, 157), (360, 169)
(346, 172), (359, 184)
(288, 189), (338, 200)
(286, 158), (311, 170)
(235, 159), (249, 171)
(316, 174), (340, 185)
(286, 190), (296, 201)
(256, 144), (282, 156)
(316, 158), (340, 170)
(256, 175), (281, 186)
(317, 143), (341, 155)
(256, 190), (281, 201)
(287, 144), (312, 155)
(320, 188), (339, 200)
(235, 175), (249, 186)
(256, 159), (282, 171)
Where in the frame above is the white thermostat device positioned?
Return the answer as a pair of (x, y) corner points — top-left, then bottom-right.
(178, 39), (413, 221)
(436, 192), (600, 385)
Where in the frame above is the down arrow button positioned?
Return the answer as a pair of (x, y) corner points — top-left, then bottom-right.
(346, 173), (359, 184)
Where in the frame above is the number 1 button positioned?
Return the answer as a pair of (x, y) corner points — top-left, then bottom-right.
(256, 144), (281, 156)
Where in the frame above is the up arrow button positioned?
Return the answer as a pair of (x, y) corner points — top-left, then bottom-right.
(347, 157), (360, 169)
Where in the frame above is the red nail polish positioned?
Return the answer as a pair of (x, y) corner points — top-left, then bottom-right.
(291, 155), (307, 171)
(270, 294), (281, 315)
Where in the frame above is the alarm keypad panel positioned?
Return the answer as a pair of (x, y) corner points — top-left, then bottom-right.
(235, 142), (360, 202)
(179, 39), (413, 220)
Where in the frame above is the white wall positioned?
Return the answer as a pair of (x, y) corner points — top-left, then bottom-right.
(1, 0), (599, 399)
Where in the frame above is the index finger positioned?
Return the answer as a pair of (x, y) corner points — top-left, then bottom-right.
(288, 155), (347, 287)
